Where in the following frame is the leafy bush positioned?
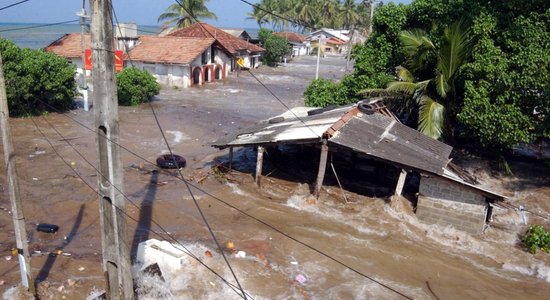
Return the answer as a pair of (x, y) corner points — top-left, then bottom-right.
(304, 78), (350, 107)
(258, 28), (290, 67)
(1, 38), (77, 116)
(116, 67), (160, 106)
(523, 225), (550, 254)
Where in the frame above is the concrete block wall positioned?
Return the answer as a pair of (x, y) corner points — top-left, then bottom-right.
(416, 176), (488, 234)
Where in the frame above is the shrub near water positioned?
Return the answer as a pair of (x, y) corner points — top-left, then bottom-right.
(304, 78), (349, 107)
(116, 67), (160, 106)
(0, 38), (76, 116)
(523, 225), (550, 254)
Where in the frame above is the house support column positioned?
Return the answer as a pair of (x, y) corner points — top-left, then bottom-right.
(228, 147), (233, 170)
(255, 146), (264, 187)
(394, 169), (407, 196)
(314, 140), (329, 199)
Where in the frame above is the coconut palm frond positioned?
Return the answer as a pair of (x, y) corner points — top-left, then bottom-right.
(435, 72), (449, 99)
(400, 29), (435, 71)
(387, 81), (421, 95)
(396, 66), (416, 83)
(359, 88), (394, 97)
(418, 95), (445, 139)
(437, 20), (473, 88)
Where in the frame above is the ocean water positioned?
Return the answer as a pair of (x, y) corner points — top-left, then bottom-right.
(0, 22), (161, 49)
(0, 22), (259, 50)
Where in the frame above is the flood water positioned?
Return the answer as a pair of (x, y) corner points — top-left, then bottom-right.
(1, 56), (549, 299)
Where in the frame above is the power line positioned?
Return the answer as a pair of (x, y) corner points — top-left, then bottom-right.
(173, 0), (321, 140)
(38, 97), (411, 299)
(111, 4), (248, 299)
(0, 0), (30, 12)
(0, 20), (79, 33)
(237, 0), (312, 31)
(32, 115), (255, 299)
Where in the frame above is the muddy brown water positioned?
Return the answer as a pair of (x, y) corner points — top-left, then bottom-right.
(1, 56), (549, 299)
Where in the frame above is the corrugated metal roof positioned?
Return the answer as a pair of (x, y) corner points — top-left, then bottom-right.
(212, 103), (451, 174)
(330, 114), (452, 175)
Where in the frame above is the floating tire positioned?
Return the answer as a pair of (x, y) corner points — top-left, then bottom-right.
(156, 154), (186, 169)
(357, 102), (376, 115)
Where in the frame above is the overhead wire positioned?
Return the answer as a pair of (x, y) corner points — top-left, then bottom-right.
(173, 0), (321, 139)
(32, 114), (255, 299)
(170, 1), (411, 298)
(0, 20), (79, 33)
(0, 0), (30, 12)
(37, 95), (411, 299)
(110, 4), (248, 299)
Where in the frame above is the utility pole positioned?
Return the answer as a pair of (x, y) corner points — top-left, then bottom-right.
(367, 0), (376, 37)
(345, 27), (354, 74)
(0, 52), (36, 296)
(90, 1), (134, 299)
(315, 36), (323, 80)
(78, 0), (89, 111)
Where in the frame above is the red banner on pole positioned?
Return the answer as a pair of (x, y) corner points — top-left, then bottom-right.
(84, 49), (124, 72)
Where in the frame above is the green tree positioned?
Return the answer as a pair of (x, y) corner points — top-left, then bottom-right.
(158, 0), (217, 29)
(369, 22), (474, 140)
(116, 68), (160, 106)
(304, 78), (349, 107)
(258, 28), (290, 66)
(0, 38), (76, 117)
(339, 0), (360, 29)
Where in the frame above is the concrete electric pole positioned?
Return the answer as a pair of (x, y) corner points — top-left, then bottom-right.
(90, 0), (134, 299)
(78, 0), (89, 111)
(0, 52), (36, 297)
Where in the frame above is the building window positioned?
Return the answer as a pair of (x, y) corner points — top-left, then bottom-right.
(202, 51), (207, 65)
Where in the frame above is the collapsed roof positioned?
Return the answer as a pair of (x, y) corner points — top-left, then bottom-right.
(211, 99), (505, 200)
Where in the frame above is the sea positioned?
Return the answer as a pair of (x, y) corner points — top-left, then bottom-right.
(0, 22), (259, 49)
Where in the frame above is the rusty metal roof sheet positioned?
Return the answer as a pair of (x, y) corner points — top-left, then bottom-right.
(212, 103), (451, 174)
(329, 113), (452, 175)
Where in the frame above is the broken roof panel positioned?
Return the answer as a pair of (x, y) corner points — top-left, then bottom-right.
(212, 104), (451, 175)
(329, 113), (452, 175)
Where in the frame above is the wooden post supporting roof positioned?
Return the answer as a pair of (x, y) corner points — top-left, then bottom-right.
(394, 169), (407, 196)
(228, 147), (233, 170)
(91, 0), (134, 298)
(314, 140), (329, 199)
(255, 146), (264, 187)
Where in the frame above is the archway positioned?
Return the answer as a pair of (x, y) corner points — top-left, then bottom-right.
(215, 64), (223, 80)
(192, 67), (202, 86)
(203, 65), (215, 82)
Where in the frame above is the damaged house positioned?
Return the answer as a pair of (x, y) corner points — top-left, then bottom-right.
(211, 99), (505, 234)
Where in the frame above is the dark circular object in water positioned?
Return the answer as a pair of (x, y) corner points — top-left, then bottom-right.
(156, 154), (186, 169)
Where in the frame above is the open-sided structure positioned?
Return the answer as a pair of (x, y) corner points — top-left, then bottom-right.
(212, 100), (505, 234)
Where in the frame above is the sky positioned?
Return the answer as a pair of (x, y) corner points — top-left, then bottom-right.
(1, 0), (411, 28)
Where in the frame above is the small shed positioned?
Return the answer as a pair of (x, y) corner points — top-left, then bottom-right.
(211, 100), (505, 234)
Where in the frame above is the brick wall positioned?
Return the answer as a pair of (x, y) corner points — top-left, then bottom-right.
(416, 176), (488, 234)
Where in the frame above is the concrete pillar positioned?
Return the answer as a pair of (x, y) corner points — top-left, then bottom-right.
(255, 146), (264, 187)
(314, 140), (329, 198)
(394, 169), (407, 196)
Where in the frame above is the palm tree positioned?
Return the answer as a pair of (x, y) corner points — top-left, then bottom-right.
(157, 0), (217, 29)
(339, 0), (360, 29)
(364, 22), (474, 140)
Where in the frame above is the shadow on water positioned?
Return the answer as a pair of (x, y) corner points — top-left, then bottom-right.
(36, 204), (85, 283)
(214, 144), (403, 198)
(131, 170), (158, 260)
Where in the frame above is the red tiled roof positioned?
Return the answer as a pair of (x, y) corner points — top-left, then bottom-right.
(168, 23), (265, 54)
(126, 36), (214, 64)
(326, 37), (345, 45)
(45, 33), (90, 58)
(273, 32), (305, 43)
